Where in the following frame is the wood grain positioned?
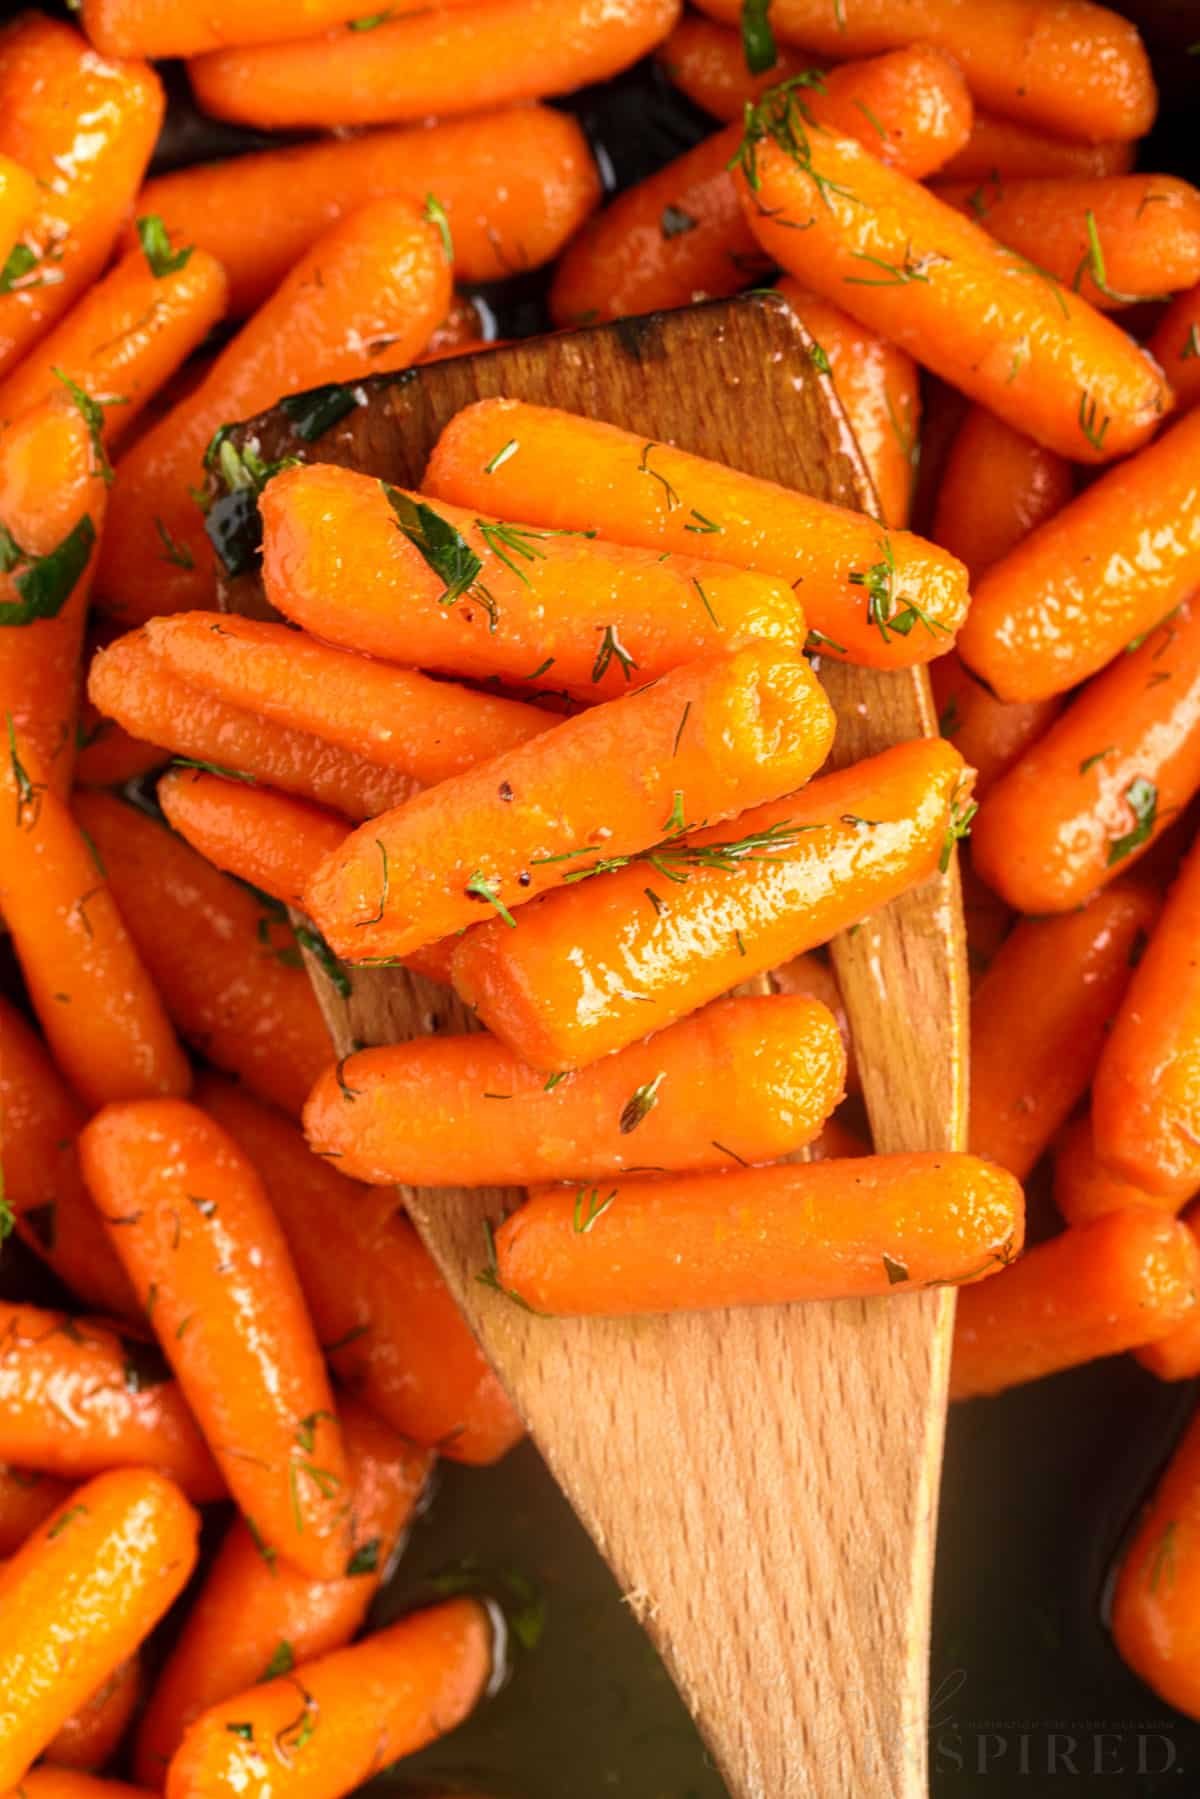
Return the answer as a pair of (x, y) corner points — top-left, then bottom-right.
(219, 295), (967, 1799)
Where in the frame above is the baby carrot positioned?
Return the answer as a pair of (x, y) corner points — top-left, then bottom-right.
(656, 13), (818, 119)
(0, 1303), (221, 1498)
(1112, 1403), (1200, 1718)
(1134, 1204), (1200, 1381)
(1093, 831), (1200, 1202)
(165, 1596), (492, 1799)
(0, 1469), (198, 1789)
(82, 0), (471, 57)
(690, 0), (1155, 142)
(46, 1654), (142, 1772)
(493, 1152), (1024, 1316)
(958, 405), (1200, 703)
(1149, 283), (1200, 414)
(95, 198), (451, 624)
(75, 703), (164, 789)
(303, 994), (846, 1188)
(938, 114), (1136, 183)
(0, 742), (190, 1108)
(777, 278), (919, 527)
(188, 0), (681, 128)
(733, 94), (1169, 465)
(81, 1098), (351, 1581)
(306, 643), (836, 961)
(0, 241), (227, 449)
(0, 154), (35, 258)
(424, 400), (971, 669)
(452, 737), (966, 1071)
(73, 790), (330, 1117)
(133, 1398), (432, 1785)
(937, 174), (1200, 311)
(0, 1466), (71, 1556)
(950, 1209), (1200, 1400)
(931, 654), (1061, 801)
(972, 602), (1200, 912)
(0, 15), (163, 378)
(131, 108), (600, 318)
(1053, 1114), (1186, 1227)
(198, 1074), (523, 1465)
(158, 772), (347, 912)
(144, 613), (553, 767)
(87, 630), (420, 822)
(969, 884), (1158, 1180)
(0, 996), (139, 1318)
(260, 465), (807, 699)
(2, 1776), (154, 1798)
(548, 46), (973, 327)
(0, 395), (107, 796)
(768, 950), (857, 1092)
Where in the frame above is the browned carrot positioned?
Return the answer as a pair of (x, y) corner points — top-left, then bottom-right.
(81, 1098), (351, 1581)
(491, 1153), (1024, 1316)
(950, 1209), (1200, 1399)
(423, 399), (971, 669)
(129, 107), (600, 316)
(306, 643), (836, 962)
(198, 1074), (524, 1465)
(452, 737), (966, 1071)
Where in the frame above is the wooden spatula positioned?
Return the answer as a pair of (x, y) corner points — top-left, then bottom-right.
(217, 293), (968, 1799)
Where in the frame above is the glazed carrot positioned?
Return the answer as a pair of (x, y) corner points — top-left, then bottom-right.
(1, 1775), (154, 1798)
(929, 409), (1069, 793)
(655, 13), (819, 119)
(1112, 1402), (1200, 1717)
(46, 1654), (142, 1772)
(959, 406), (1200, 703)
(548, 47), (973, 327)
(81, 1099), (350, 1581)
(0, 396), (107, 796)
(1149, 284), (1200, 413)
(936, 175), (1200, 311)
(304, 994), (845, 1188)
(307, 644), (836, 962)
(0, 243), (227, 448)
(950, 1209), (1200, 1400)
(198, 1075), (523, 1465)
(690, 0), (1155, 142)
(0, 1303), (221, 1497)
(96, 199), (451, 624)
(1093, 831), (1200, 1202)
(493, 1152), (1023, 1316)
(74, 705), (163, 788)
(777, 278), (918, 527)
(0, 1466), (70, 1556)
(972, 602), (1200, 913)
(166, 1596), (492, 1799)
(261, 466), (807, 699)
(73, 791), (329, 1116)
(130, 108), (600, 317)
(938, 113), (1136, 183)
(0, 154), (35, 258)
(452, 738), (966, 1071)
(188, 0), (681, 128)
(0, 997), (139, 1318)
(424, 401), (970, 669)
(158, 772), (347, 911)
(83, 0), (483, 57)
(0, 745), (189, 1108)
(87, 631), (420, 822)
(1052, 1114), (1185, 1227)
(145, 613), (554, 766)
(733, 97), (1169, 465)
(0, 1470), (198, 1789)
(768, 951), (857, 1091)
(969, 884), (1158, 1181)
(0, 16), (163, 378)
(133, 1398), (431, 1785)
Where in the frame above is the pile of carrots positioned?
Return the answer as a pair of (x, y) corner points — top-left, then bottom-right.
(0, 0), (1199, 1784)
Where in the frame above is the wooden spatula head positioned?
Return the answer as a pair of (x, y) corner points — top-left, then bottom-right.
(218, 295), (967, 1799)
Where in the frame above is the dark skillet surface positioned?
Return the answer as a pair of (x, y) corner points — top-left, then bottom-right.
(2, 3), (1199, 1792)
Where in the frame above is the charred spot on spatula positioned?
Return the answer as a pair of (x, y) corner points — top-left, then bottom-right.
(612, 314), (664, 363)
